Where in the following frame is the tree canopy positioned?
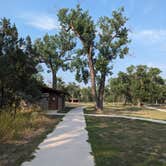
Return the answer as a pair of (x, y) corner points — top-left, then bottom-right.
(34, 32), (75, 89)
(0, 18), (42, 114)
(106, 65), (166, 105)
(57, 5), (130, 110)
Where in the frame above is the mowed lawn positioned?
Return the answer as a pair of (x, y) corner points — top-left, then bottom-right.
(85, 116), (166, 166)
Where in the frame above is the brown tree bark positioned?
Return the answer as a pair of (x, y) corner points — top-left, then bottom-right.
(97, 73), (106, 111)
(70, 24), (99, 110)
(52, 70), (57, 89)
(0, 83), (4, 108)
(49, 58), (57, 89)
(87, 46), (99, 110)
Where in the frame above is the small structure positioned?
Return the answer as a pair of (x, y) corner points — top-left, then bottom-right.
(69, 98), (79, 103)
(39, 87), (67, 111)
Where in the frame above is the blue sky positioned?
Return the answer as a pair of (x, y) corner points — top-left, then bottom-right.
(0, 0), (166, 86)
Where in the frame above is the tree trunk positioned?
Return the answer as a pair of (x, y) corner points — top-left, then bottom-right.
(13, 105), (17, 119)
(49, 57), (57, 89)
(52, 70), (57, 89)
(123, 97), (127, 105)
(0, 84), (4, 108)
(87, 46), (98, 110)
(137, 98), (141, 107)
(97, 73), (106, 111)
(155, 100), (158, 105)
(69, 24), (98, 110)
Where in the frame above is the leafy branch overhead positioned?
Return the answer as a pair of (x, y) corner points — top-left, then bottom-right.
(34, 31), (76, 88)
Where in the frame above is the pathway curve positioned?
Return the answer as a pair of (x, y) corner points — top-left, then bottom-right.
(84, 113), (166, 124)
(22, 107), (94, 166)
(144, 105), (166, 112)
(52, 112), (166, 124)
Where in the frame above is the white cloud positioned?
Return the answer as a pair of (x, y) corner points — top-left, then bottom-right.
(19, 12), (60, 30)
(147, 62), (166, 69)
(131, 29), (166, 43)
(130, 29), (166, 54)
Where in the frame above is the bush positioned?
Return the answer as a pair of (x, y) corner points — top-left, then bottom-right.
(0, 112), (27, 141)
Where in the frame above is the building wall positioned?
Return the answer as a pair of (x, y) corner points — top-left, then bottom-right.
(58, 95), (65, 111)
(58, 96), (63, 111)
(39, 91), (65, 111)
(38, 93), (49, 110)
(48, 92), (58, 110)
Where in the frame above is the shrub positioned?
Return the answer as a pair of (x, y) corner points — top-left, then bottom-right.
(0, 105), (44, 142)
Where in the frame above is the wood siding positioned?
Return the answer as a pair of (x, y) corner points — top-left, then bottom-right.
(48, 92), (58, 110)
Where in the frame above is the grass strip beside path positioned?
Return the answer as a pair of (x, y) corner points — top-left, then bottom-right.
(85, 111), (166, 166)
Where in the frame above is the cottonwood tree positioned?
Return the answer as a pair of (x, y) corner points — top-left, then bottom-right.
(58, 5), (130, 111)
(34, 32), (75, 89)
(108, 65), (166, 105)
(146, 67), (165, 104)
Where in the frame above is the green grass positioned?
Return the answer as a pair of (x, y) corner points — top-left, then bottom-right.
(0, 107), (68, 166)
(85, 115), (166, 166)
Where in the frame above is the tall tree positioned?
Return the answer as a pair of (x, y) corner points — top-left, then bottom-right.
(147, 67), (165, 104)
(58, 5), (130, 110)
(34, 32), (75, 89)
(108, 65), (166, 105)
(0, 18), (41, 113)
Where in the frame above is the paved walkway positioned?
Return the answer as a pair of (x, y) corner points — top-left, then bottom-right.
(22, 107), (94, 166)
(145, 106), (166, 113)
(84, 114), (166, 124)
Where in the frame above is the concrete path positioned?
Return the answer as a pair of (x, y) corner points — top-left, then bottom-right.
(22, 107), (94, 166)
(145, 106), (166, 112)
(51, 112), (166, 125)
(84, 114), (166, 124)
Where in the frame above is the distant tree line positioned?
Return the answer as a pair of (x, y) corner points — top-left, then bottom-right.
(105, 65), (166, 105)
(57, 65), (166, 105)
(56, 81), (93, 102)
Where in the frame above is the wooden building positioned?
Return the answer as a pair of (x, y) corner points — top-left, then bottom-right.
(39, 87), (67, 111)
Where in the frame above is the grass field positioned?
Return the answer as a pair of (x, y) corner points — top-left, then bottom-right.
(75, 102), (166, 121)
(0, 106), (72, 166)
(103, 104), (166, 121)
(85, 116), (166, 166)
(148, 105), (166, 110)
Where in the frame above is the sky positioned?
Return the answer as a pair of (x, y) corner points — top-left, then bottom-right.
(0, 0), (166, 86)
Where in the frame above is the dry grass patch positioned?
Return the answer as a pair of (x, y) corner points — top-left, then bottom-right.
(0, 111), (64, 166)
(83, 103), (166, 121)
(66, 102), (95, 108)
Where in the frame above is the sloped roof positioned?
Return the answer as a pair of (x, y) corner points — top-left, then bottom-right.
(41, 86), (68, 95)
